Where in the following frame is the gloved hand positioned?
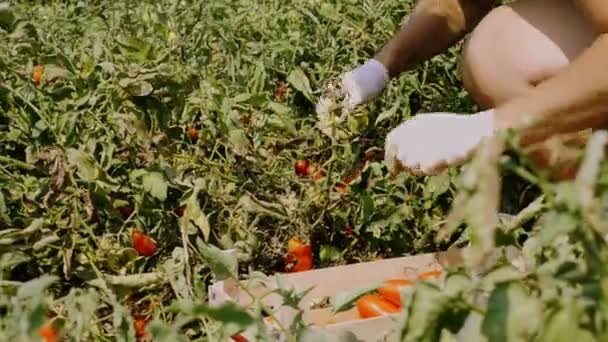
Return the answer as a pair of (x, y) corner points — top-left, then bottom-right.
(340, 59), (390, 107)
(384, 109), (498, 175)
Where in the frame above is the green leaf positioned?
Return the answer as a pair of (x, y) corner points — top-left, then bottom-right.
(0, 2), (15, 32)
(424, 172), (452, 197)
(375, 100), (400, 125)
(142, 171), (168, 202)
(116, 36), (153, 63)
(17, 275), (58, 299)
(538, 304), (595, 342)
(268, 101), (291, 115)
(481, 282), (542, 342)
(119, 78), (154, 97)
(66, 148), (99, 181)
(329, 282), (381, 313)
(148, 321), (187, 342)
(196, 240), (237, 281)
(194, 302), (254, 328)
(183, 189), (211, 241)
(107, 248), (138, 272)
(228, 129), (249, 156)
(287, 67), (313, 100)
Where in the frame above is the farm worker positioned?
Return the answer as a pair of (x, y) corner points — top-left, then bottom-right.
(334, 0), (608, 177)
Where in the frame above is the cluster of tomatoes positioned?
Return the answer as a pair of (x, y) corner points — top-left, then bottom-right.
(355, 270), (442, 319)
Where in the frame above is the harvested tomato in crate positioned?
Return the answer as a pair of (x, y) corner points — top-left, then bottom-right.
(207, 248), (471, 341)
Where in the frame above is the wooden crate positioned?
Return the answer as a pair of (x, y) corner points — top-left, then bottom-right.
(208, 248), (470, 341)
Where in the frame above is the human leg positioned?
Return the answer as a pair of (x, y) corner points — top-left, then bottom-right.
(460, 0), (597, 180)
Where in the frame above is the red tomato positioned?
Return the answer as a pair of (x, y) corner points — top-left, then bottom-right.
(231, 334), (249, 342)
(295, 160), (310, 177)
(39, 323), (58, 342)
(274, 81), (288, 101)
(285, 238), (313, 272)
(131, 229), (157, 257)
(118, 206), (134, 219)
(356, 294), (400, 319)
(187, 126), (199, 141)
(174, 206), (185, 217)
(32, 65), (44, 85)
(134, 318), (149, 340)
(344, 224), (353, 236)
(377, 279), (413, 307)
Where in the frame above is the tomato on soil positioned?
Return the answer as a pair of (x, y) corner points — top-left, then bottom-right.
(134, 317), (149, 340)
(131, 229), (157, 257)
(377, 279), (413, 307)
(174, 206), (185, 217)
(285, 238), (313, 272)
(295, 160), (310, 177)
(356, 294), (400, 319)
(118, 205), (134, 219)
(39, 323), (58, 342)
(344, 224), (353, 236)
(313, 168), (326, 181)
(187, 126), (199, 141)
(32, 64), (44, 85)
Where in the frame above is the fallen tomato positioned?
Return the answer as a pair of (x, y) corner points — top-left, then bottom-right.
(377, 279), (413, 307)
(294, 160), (310, 177)
(285, 238), (313, 272)
(174, 206), (185, 217)
(118, 205), (134, 219)
(134, 317), (149, 340)
(39, 323), (58, 342)
(344, 224), (353, 237)
(131, 229), (157, 257)
(356, 294), (400, 319)
(32, 64), (44, 85)
(187, 126), (199, 141)
(313, 168), (326, 182)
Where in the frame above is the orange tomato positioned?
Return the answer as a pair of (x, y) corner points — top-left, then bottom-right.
(418, 270), (442, 281)
(32, 65), (44, 85)
(39, 323), (58, 342)
(187, 126), (199, 141)
(377, 279), (413, 307)
(313, 168), (326, 182)
(287, 237), (303, 253)
(356, 294), (400, 319)
(131, 229), (157, 257)
(295, 160), (310, 177)
(134, 317), (149, 340)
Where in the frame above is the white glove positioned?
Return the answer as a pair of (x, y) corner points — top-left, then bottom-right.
(384, 109), (497, 175)
(341, 59), (390, 107)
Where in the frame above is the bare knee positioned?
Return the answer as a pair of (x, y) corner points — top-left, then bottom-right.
(461, 0), (595, 108)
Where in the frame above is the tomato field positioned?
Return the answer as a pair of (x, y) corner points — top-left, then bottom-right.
(2, 1), (608, 341)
